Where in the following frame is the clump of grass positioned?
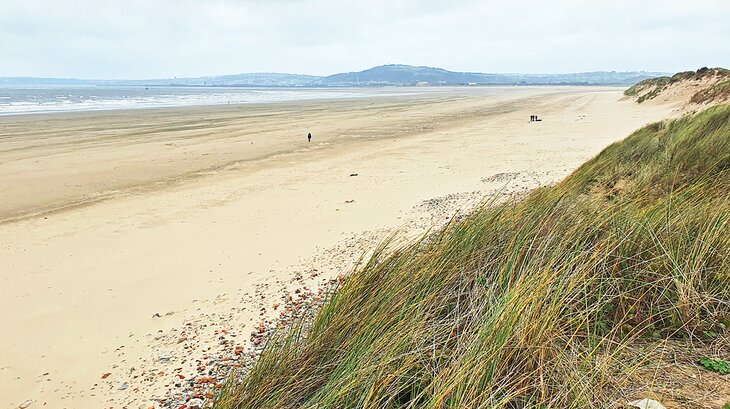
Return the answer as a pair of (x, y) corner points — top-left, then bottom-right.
(624, 77), (670, 101)
(216, 105), (730, 408)
(691, 79), (730, 104)
(669, 70), (698, 84)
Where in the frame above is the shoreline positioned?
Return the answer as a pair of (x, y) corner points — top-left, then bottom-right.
(0, 88), (675, 408)
(0, 85), (621, 118)
(0, 87), (586, 224)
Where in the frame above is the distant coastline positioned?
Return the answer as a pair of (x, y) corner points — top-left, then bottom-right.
(0, 64), (669, 88)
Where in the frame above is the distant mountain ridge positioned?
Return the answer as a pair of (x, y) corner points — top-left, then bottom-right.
(319, 65), (666, 86)
(0, 64), (669, 87)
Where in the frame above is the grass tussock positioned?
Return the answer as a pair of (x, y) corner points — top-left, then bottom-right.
(216, 105), (730, 408)
(691, 79), (730, 105)
(624, 77), (670, 102)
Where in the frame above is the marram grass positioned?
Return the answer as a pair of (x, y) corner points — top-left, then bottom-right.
(216, 105), (730, 408)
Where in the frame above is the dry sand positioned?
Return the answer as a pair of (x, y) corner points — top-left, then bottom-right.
(0, 87), (676, 408)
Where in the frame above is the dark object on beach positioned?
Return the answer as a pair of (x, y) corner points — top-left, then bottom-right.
(530, 115), (534, 122)
(349, 173), (358, 177)
(308, 132), (312, 142)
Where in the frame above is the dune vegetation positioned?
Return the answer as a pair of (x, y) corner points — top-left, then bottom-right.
(691, 79), (730, 105)
(625, 67), (730, 104)
(216, 104), (730, 408)
(624, 76), (670, 103)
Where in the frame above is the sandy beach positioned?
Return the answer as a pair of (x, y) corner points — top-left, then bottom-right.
(0, 87), (675, 408)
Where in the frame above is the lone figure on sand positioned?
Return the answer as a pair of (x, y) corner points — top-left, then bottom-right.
(308, 132), (312, 142)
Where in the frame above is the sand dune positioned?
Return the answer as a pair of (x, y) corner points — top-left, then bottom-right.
(0, 87), (675, 408)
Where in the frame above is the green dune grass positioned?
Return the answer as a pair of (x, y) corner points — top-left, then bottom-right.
(216, 105), (730, 408)
(624, 77), (670, 103)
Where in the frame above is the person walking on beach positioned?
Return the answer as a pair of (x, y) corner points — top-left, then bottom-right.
(307, 132), (312, 142)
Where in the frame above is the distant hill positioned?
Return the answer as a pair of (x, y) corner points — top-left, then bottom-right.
(0, 64), (669, 87)
(118, 73), (323, 87)
(318, 64), (666, 86)
(0, 73), (322, 87)
(319, 65), (502, 85)
(0, 77), (97, 86)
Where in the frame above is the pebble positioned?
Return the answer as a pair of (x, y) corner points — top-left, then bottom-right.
(187, 398), (204, 409)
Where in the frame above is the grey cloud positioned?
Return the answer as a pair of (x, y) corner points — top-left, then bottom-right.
(0, 0), (728, 78)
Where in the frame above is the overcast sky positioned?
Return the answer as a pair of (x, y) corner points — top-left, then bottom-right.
(1, 0), (728, 79)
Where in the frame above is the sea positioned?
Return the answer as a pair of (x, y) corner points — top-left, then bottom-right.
(0, 85), (435, 116)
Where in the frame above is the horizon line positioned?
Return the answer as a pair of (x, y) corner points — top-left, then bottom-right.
(0, 63), (677, 82)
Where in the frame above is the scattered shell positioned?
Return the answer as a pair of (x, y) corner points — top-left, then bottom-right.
(629, 399), (667, 409)
(18, 400), (34, 409)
